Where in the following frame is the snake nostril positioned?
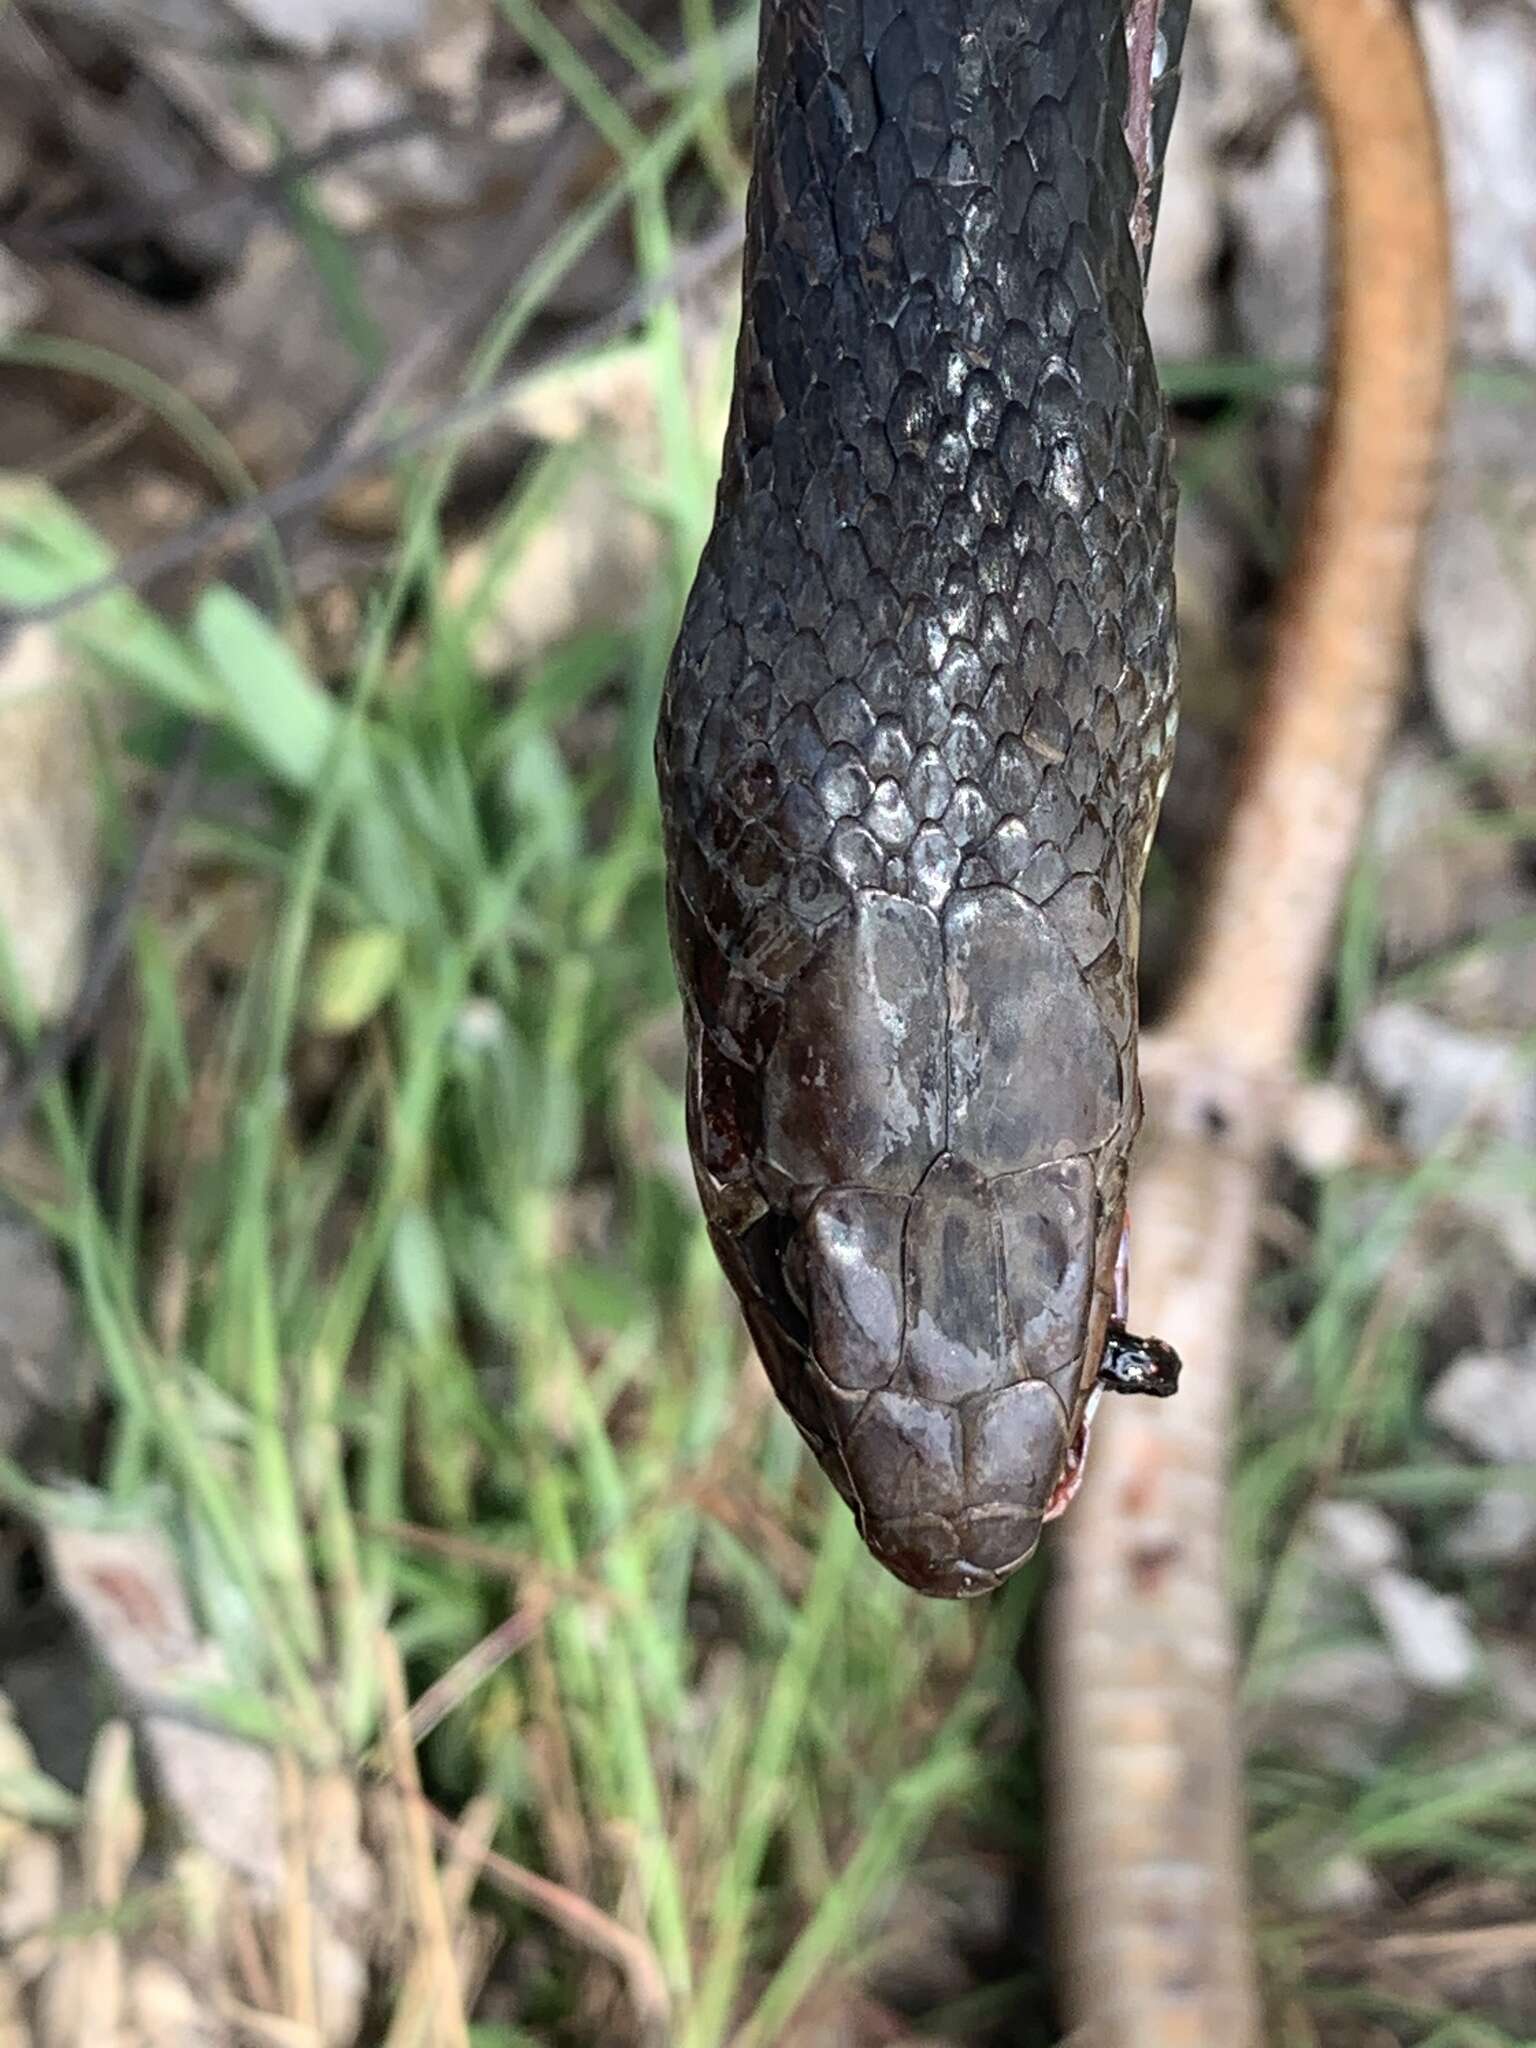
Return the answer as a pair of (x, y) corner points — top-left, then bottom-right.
(864, 1508), (1043, 1598)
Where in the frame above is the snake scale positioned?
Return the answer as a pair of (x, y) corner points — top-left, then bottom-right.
(658, 0), (1191, 1596)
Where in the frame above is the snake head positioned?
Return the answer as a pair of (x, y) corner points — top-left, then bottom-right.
(723, 1150), (1129, 1599)
(684, 885), (1182, 1596)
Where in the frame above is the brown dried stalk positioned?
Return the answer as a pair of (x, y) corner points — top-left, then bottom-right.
(1046, 3), (1452, 2042)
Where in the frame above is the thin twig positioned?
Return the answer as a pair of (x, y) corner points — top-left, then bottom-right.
(0, 196), (740, 1142)
(276, 1752), (319, 2032)
(6, 106), (459, 257)
(0, 218), (742, 639)
(292, 104), (610, 500)
(384, 1794), (502, 2048)
(1046, 4), (1452, 2044)
(398, 1594), (552, 1750)
(378, 1631), (472, 2048)
(423, 1802), (672, 2038)
(212, 1996), (323, 2048)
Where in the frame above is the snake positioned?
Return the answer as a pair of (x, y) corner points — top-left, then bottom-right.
(657, 0), (1190, 1597)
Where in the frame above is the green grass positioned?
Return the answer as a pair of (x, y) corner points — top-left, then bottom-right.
(0, 59), (1029, 2011)
(5, 499), (1528, 2045)
(0, 456), (1033, 2034)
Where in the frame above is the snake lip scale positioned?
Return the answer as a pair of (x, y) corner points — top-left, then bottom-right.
(658, 0), (1189, 1597)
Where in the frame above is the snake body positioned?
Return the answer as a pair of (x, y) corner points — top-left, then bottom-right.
(658, 0), (1188, 1595)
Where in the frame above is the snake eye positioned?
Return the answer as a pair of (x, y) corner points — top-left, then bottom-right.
(1096, 1322), (1182, 1399)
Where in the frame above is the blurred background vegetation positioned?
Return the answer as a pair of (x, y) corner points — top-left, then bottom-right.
(0, 2), (1534, 2043)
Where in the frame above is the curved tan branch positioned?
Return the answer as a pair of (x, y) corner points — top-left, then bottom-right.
(1045, 4), (1452, 2042)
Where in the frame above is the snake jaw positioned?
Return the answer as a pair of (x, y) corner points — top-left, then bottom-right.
(1044, 1385), (1103, 1523)
(1043, 1214), (1133, 1525)
(1044, 1218), (1187, 1524)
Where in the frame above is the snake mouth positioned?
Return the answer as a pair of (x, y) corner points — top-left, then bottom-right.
(1042, 1213), (1187, 1524)
(1043, 1384), (1103, 1524)
(1048, 1204), (1130, 1531)
(1041, 1210), (1130, 1525)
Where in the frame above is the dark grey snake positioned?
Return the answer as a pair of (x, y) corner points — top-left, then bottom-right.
(657, 0), (1190, 1596)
